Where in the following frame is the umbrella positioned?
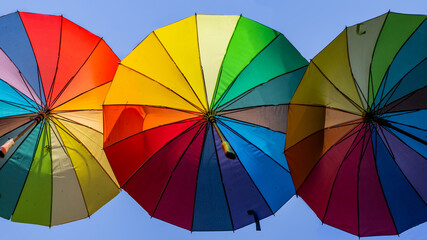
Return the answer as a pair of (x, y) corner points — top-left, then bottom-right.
(103, 14), (308, 231)
(0, 11), (120, 226)
(285, 12), (427, 237)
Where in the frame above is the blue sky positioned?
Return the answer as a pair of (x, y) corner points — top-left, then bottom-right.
(0, 0), (426, 239)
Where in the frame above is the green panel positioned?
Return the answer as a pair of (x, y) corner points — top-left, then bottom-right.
(12, 121), (52, 226)
(369, 12), (426, 106)
(222, 67), (306, 110)
(215, 35), (307, 109)
(212, 16), (281, 108)
(0, 122), (42, 219)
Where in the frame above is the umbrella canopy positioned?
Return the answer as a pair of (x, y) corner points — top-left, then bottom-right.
(0, 12), (120, 226)
(285, 12), (427, 237)
(104, 14), (307, 231)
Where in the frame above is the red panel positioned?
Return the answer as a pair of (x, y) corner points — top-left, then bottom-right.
(323, 125), (369, 236)
(19, 12), (61, 101)
(47, 17), (100, 106)
(153, 125), (206, 230)
(123, 123), (204, 216)
(104, 118), (201, 185)
(358, 134), (397, 236)
(51, 40), (119, 108)
(298, 124), (362, 221)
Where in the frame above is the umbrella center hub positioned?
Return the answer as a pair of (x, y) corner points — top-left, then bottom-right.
(364, 112), (386, 125)
(204, 111), (217, 123)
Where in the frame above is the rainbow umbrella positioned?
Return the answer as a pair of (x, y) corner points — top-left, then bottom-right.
(104, 14), (307, 231)
(285, 12), (427, 237)
(0, 12), (120, 226)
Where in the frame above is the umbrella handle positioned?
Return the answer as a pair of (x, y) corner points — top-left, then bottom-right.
(0, 139), (15, 158)
(212, 122), (236, 159)
(248, 210), (261, 231)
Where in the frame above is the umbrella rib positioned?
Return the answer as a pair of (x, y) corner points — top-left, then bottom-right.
(194, 14), (209, 113)
(46, 16), (63, 107)
(218, 107), (288, 133)
(151, 122), (206, 218)
(18, 13), (47, 111)
(211, 124), (236, 231)
(49, 38), (103, 108)
(345, 27), (369, 110)
(371, 124), (400, 234)
(53, 110), (103, 134)
(375, 58), (427, 112)
(121, 120), (203, 188)
(311, 61), (365, 114)
(321, 123), (368, 223)
(52, 117), (121, 190)
(51, 81), (111, 110)
(153, 32), (207, 112)
(0, 99), (39, 113)
(9, 120), (45, 219)
(213, 34), (282, 110)
(215, 120), (275, 216)
(9, 82), (41, 112)
(367, 11), (390, 111)
(0, 47), (42, 111)
(384, 121), (427, 146)
(376, 125), (427, 205)
(216, 66), (307, 112)
(49, 121), (91, 219)
(355, 124), (374, 236)
(103, 117), (202, 150)
(189, 120), (209, 231)
(372, 18), (426, 112)
(119, 63), (204, 113)
(218, 119), (290, 174)
(210, 15), (242, 111)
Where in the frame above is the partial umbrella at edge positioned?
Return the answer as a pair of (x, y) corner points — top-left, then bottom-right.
(285, 12), (427, 237)
(103, 14), (308, 231)
(0, 11), (120, 226)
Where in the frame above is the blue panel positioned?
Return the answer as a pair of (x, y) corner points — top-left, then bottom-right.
(218, 120), (295, 212)
(218, 117), (289, 170)
(214, 128), (271, 230)
(0, 12), (44, 103)
(383, 110), (427, 158)
(0, 80), (39, 112)
(220, 66), (306, 111)
(192, 125), (233, 231)
(375, 20), (427, 108)
(373, 127), (427, 234)
(0, 101), (34, 118)
(0, 121), (42, 219)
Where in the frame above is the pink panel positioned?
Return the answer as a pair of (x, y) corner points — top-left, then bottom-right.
(323, 125), (370, 236)
(153, 125), (206, 230)
(123, 122), (203, 216)
(298, 124), (362, 220)
(358, 134), (397, 236)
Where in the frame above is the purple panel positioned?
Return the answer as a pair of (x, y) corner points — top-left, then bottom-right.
(214, 129), (272, 229)
(379, 128), (427, 202)
(0, 49), (41, 105)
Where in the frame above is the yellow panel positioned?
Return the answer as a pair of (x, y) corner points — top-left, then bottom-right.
(121, 32), (204, 111)
(197, 15), (240, 107)
(104, 65), (201, 112)
(313, 29), (364, 110)
(155, 15), (208, 110)
(291, 63), (363, 115)
(54, 118), (119, 215)
(50, 120), (88, 225)
(54, 82), (111, 111)
(325, 108), (362, 129)
(57, 118), (119, 187)
(55, 111), (103, 133)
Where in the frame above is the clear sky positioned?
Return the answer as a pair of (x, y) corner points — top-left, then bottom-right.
(0, 0), (426, 239)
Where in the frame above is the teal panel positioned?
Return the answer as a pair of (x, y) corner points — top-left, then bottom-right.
(222, 67), (306, 110)
(0, 121), (42, 219)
